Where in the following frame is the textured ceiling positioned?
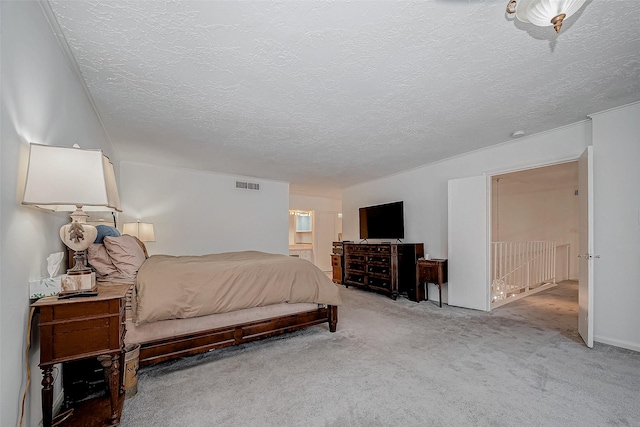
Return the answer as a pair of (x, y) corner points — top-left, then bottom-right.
(47, 0), (640, 195)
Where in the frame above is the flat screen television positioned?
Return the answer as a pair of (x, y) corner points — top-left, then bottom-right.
(359, 201), (404, 240)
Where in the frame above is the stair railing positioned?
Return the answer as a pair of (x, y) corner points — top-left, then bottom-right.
(491, 241), (556, 304)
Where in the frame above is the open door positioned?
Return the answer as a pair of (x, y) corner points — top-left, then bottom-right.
(448, 175), (490, 311)
(314, 211), (336, 272)
(578, 146), (594, 347)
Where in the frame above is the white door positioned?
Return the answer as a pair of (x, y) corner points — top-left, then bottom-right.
(578, 146), (594, 347)
(315, 211), (336, 272)
(448, 175), (490, 311)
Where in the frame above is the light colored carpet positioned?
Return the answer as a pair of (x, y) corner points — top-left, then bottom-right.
(120, 282), (640, 426)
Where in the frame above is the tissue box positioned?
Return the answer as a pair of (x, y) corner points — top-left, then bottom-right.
(29, 276), (63, 300)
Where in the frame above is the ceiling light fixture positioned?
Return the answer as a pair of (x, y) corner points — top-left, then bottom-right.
(506, 0), (587, 33)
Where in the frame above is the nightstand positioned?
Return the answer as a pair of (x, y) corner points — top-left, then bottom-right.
(30, 284), (129, 427)
(416, 259), (448, 307)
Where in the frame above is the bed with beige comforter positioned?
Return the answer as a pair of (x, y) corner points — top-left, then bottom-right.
(134, 251), (342, 325)
(86, 236), (341, 364)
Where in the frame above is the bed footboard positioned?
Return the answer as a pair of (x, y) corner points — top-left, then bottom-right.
(138, 305), (338, 366)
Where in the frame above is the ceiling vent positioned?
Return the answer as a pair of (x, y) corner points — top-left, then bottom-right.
(235, 181), (260, 191)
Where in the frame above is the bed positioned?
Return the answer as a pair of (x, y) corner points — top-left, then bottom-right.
(83, 233), (341, 367)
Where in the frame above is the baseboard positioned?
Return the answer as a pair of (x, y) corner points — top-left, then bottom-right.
(53, 388), (65, 418)
(594, 335), (640, 352)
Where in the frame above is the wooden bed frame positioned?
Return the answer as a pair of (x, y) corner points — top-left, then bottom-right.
(138, 305), (337, 366)
(68, 246), (338, 367)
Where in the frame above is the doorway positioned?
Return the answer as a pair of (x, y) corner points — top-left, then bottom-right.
(288, 209), (342, 272)
(448, 149), (593, 347)
(490, 162), (578, 307)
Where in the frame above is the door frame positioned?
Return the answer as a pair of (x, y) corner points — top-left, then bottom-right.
(484, 155), (585, 312)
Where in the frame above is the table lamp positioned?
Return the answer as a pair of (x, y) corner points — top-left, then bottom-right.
(22, 143), (122, 277)
(123, 221), (155, 242)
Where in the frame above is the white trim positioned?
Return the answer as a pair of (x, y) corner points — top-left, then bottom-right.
(594, 336), (640, 353)
(483, 156), (581, 178)
(484, 174), (492, 312)
(587, 100), (640, 118)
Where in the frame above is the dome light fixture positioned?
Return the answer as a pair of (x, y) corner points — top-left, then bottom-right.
(506, 0), (587, 33)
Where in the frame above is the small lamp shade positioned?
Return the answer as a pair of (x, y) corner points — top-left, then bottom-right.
(123, 222), (156, 242)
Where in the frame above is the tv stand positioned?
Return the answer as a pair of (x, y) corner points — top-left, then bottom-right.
(343, 243), (424, 300)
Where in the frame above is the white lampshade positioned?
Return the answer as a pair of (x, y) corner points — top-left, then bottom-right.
(22, 143), (121, 212)
(509, 0), (587, 32)
(22, 143), (122, 274)
(123, 222), (156, 242)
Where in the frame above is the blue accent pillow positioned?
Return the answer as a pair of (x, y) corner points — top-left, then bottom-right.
(94, 225), (120, 244)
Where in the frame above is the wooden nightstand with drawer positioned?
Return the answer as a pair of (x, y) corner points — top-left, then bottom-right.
(31, 284), (129, 427)
(416, 259), (448, 307)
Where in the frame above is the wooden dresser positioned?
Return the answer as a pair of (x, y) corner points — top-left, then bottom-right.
(343, 243), (424, 300)
(31, 284), (129, 427)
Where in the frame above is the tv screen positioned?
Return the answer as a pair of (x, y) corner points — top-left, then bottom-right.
(359, 201), (404, 240)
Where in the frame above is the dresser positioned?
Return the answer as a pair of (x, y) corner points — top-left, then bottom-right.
(343, 243), (424, 300)
(31, 284), (129, 427)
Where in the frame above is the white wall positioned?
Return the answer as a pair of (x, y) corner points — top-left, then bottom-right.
(591, 102), (640, 352)
(492, 181), (579, 280)
(0, 2), (119, 426)
(343, 122), (590, 302)
(343, 122), (590, 252)
(120, 162), (290, 256)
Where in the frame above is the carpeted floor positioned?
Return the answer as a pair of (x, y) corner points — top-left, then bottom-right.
(120, 282), (640, 426)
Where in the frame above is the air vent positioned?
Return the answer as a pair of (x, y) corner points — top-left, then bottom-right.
(235, 181), (260, 191)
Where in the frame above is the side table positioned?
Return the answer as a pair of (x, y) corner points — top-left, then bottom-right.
(30, 284), (129, 427)
(416, 259), (448, 307)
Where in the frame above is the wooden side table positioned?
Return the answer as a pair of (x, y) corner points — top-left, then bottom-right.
(416, 259), (448, 307)
(31, 285), (129, 427)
